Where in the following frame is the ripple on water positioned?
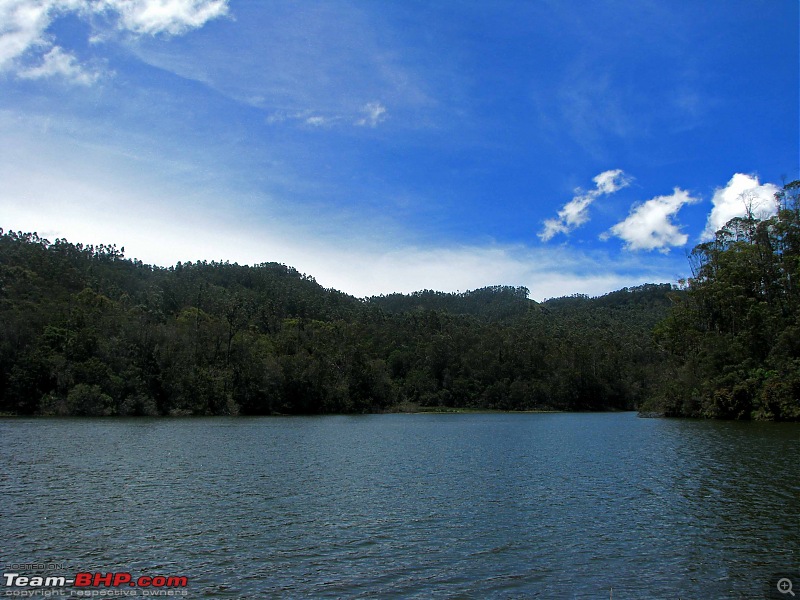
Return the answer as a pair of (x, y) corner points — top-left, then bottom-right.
(1, 413), (798, 598)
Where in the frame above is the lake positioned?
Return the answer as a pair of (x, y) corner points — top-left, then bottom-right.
(1, 413), (798, 598)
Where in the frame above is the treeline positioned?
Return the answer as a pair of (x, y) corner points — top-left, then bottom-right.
(643, 180), (800, 420)
(1, 181), (797, 420)
(0, 229), (673, 416)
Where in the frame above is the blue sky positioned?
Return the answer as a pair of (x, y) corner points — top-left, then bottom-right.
(0, 0), (797, 299)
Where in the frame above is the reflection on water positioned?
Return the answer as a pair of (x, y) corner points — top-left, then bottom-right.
(1, 413), (798, 598)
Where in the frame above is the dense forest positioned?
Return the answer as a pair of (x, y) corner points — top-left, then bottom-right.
(642, 180), (800, 420)
(1, 181), (798, 420)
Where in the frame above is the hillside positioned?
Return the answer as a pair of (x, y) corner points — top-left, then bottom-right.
(0, 229), (674, 416)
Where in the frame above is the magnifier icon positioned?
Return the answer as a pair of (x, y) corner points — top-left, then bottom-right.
(778, 578), (795, 596)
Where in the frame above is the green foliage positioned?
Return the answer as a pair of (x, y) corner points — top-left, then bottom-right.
(0, 228), (676, 416)
(646, 181), (800, 420)
(64, 383), (114, 416)
(368, 286), (535, 321)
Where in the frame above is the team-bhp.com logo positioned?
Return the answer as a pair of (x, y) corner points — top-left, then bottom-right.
(4, 572), (188, 596)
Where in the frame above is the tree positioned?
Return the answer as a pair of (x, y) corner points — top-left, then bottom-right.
(648, 181), (800, 420)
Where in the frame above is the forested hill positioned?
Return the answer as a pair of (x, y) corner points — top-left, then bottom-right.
(641, 181), (800, 421)
(367, 286), (537, 322)
(2, 179), (798, 421)
(0, 228), (675, 417)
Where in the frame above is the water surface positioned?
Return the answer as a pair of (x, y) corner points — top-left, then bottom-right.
(1, 413), (798, 598)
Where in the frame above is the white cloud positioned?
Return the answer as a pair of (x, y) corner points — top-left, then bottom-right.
(0, 0), (228, 82)
(309, 244), (668, 301)
(539, 197), (592, 241)
(0, 123), (679, 302)
(593, 168), (630, 194)
(100, 0), (229, 36)
(702, 173), (779, 239)
(0, 0), (54, 70)
(356, 101), (387, 127)
(539, 169), (631, 241)
(1, 195), (678, 301)
(17, 45), (100, 84)
(606, 187), (698, 252)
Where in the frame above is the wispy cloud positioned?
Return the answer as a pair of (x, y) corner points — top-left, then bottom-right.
(17, 46), (100, 85)
(266, 102), (388, 130)
(356, 102), (387, 127)
(0, 0), (229, 83)
(604, 188), (699, 252)
(305, 115), (336, 128)
(553, 70), (632, 154)
(702, 173), (779, 240)
(539, 169), (631, 241)
(125, 2), (436, 133)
